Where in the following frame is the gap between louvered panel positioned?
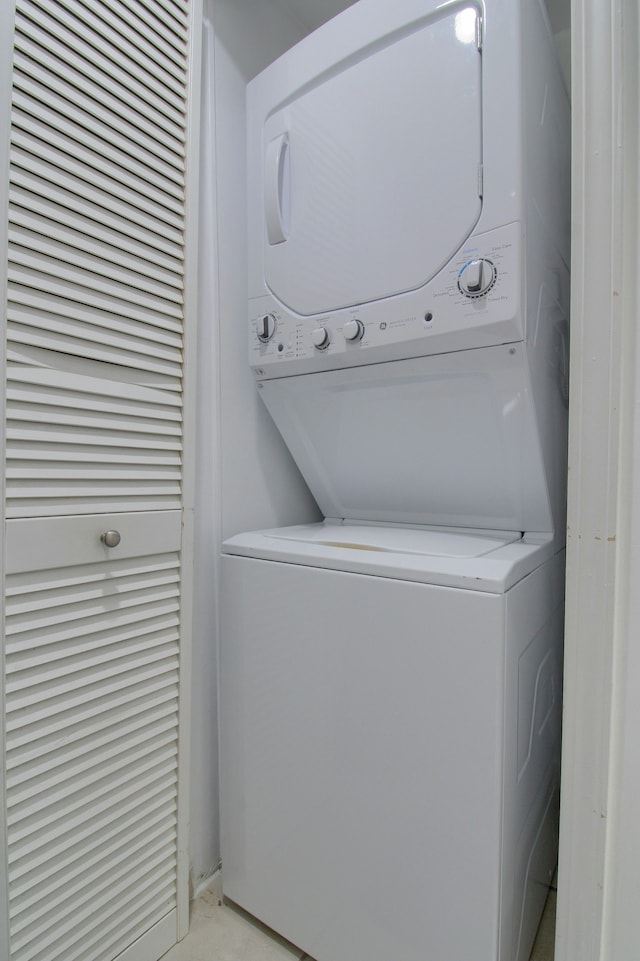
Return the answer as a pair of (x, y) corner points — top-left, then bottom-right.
(4, 511), (182, 961)
(6, 355), (183, 517)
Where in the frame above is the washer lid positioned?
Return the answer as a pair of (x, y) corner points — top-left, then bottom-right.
(266, 524), (521, 558)
(261, 5), (482, 316)
(223, 523), (554, 593)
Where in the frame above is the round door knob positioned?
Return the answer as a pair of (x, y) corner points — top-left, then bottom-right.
(101, 530), (121, 548)
(343, 319), (364, 342)
(458, 258), (497, 298)
(256, 313), (276, 343)
(311, 327), (331, 350)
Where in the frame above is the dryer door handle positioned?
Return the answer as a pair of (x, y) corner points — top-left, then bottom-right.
(265, 133), (290, 245)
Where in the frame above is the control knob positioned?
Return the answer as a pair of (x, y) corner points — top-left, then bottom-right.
(311, 327), (331, 350)
(343, 319), (364, 343)
(256, 313), (276, 343)
(458, 259), (497, 298)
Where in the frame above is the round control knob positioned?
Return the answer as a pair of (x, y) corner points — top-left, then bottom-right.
(101, 530), (121, 548)
(343, 319), (364, 343)
(458, 258), (497, 298)
(311, 327), (331, 350)
(256, 313), (276, 343)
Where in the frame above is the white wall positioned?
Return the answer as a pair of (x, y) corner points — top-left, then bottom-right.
(544, 0), (570, 92)
(211, 0), (322, 542)
(189, 0), (326, 887)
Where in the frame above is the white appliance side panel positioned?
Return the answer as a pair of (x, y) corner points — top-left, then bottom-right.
(262, 5), (482, 316)
(500, 550), (565, 961)
(219, 554), (505, 961)
(258, 346), (553, 532)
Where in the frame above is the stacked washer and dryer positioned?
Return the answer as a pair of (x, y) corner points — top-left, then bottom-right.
(220, 2), (570, 960)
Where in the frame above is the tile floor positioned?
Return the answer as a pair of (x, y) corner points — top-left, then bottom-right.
(160, 873), (557, 961)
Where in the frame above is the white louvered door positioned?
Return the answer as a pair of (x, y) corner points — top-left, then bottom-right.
(1, 0), (201, 959)
(4, 513), (183, 961)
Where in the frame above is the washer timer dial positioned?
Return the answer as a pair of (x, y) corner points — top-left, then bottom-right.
(458, 259), (497, 298)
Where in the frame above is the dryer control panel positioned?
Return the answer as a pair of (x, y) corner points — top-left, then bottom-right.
(249, 223), (522, 380)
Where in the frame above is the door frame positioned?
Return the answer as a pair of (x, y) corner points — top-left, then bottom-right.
(557, 1), (639, 958)
(176, 0), (203, 939)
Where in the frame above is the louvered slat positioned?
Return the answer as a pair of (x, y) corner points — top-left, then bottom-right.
(92, 0), (188, 64)
(18, 0), (187, 95)
(12, 66), (186, 185)
(8, 207), (183, 295)
(9, 785), (175, 905)
(8, 0), (190, 522)
(13, 6), (186, 131)
(7, 700), (179, 784)
(6, 680), (177, 764)
(6, 363), (182, 516)
(7, 559), (179, 609)
(5, 534), (182, 961)
(9, 159), (185, 251)
(11, 838), (177, 947)
(7, 333), (182, 377)
(10, 187), (185, 279)
(13, 27), (186, 166)
(7, 764), (177, 871)
(8, 241), (184, 315)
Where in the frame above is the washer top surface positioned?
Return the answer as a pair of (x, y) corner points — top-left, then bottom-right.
(266, 523), (520, 557)
(223, 521), (555, 593)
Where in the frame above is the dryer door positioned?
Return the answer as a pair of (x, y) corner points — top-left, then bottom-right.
(262, 6), (483, 317)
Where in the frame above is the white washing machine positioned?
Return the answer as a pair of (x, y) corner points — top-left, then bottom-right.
(220, 1), (570, 959)
(221, 524), (564, 961)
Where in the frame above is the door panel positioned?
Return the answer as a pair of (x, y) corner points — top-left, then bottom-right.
(6, 356), (183, 518)
(4, 512), (182, 961)
(263, 6), (482, 315)
(2, 0), (199, 958)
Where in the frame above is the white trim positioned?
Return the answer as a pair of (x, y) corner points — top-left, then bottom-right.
(600, 4), (640, 959)
(556, 1), (629, 958)
(176, 0), (204, 941)
(190, 0), (225, 882)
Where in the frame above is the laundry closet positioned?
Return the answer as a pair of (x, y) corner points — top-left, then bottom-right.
(202, 2), (640, 961)
(0, 0), (640, 961)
